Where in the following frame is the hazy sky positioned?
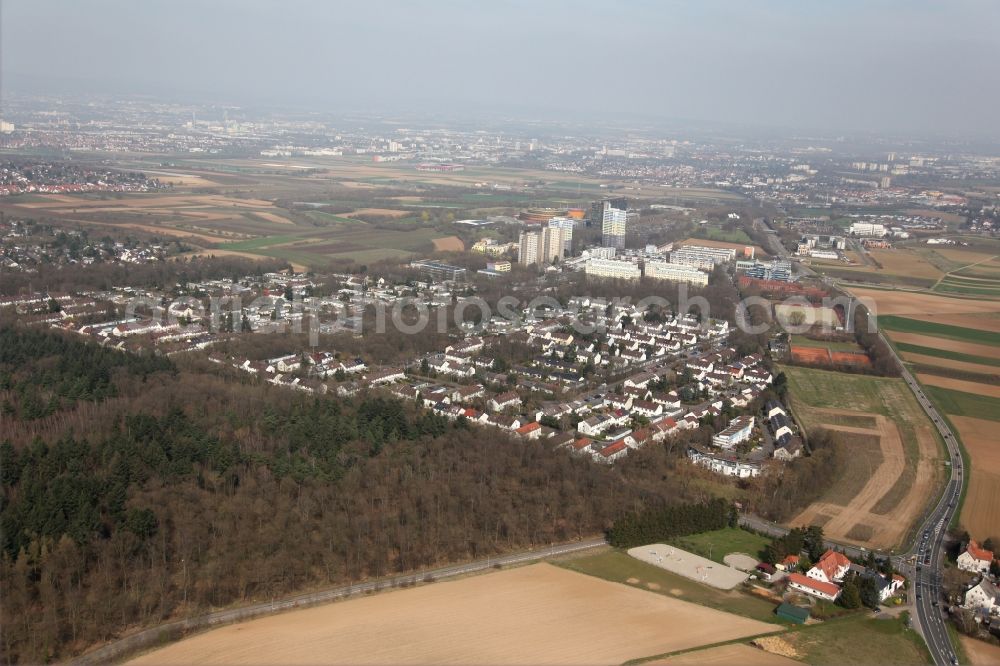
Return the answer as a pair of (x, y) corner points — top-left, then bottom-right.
(3, 0), (998, 135)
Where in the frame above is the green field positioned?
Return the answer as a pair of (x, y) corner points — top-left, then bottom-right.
(667, 528), (771, 564)
(557, 550), (778, 623)
(876, 316), (1000, 346)
(922, 385), (1000, 422)
(781, 614), (932, 665)
(895, 342), (1000, 368)
(218, 234), (306, 251)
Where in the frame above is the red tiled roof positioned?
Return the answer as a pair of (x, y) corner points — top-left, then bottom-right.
(788, 572), (840, 597)
(515, 422), (541, 434)
(815, 549), (851, 580)
(967, 540), (994, 562)
(600, 441), (628, 457)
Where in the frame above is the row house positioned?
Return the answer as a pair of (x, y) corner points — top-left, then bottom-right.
(366, 368), (405, 386)
(489, 391), (522, 413)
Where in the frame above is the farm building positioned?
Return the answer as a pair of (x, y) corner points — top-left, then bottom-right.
(775, 603), (810, 624)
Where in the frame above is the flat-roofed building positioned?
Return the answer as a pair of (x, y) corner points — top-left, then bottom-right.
(644, 260), (708, 286)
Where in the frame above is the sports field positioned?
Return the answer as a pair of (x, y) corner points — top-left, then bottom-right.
(781, 366), (944, 550)
(128, 564), (777, 665)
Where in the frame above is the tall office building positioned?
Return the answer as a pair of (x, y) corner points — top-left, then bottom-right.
(602, 204), (627, 249)
(589, 197), (627, 225)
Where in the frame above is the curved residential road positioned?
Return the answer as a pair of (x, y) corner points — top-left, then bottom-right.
(72, 537), (608, 665)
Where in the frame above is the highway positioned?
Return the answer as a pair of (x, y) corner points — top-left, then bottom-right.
(884, 329), (964, 666)
(73, 537), (608, 664)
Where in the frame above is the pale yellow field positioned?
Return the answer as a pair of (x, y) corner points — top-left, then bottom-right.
(128, 564), (776, 666)
(952, 416), (1000, 541)
(917, 374), (1000, 399)
(887, 332), (1000, 360)
(901, 352), (998, 375)
(931, 248), (999, 265)
(251, 212), (294, 225)
(849, 287), (1000, 316)
(961, 636), (1000, 666)
(346, 208), (411, 218)
(432, 235), (465, 252)
(648, 643), (799, 666)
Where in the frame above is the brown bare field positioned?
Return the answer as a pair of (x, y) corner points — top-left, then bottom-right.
(648, 643), (800, 666)
(901, 352), (997, 375)
(906, 312), (1000, 334)
(128, 564), (776, 666)
(961, 636), (1000, 666)
(790, 408), (938, 550)
(345, 208), (411, 218)
(82, 221), (228, 243)
(184, 250), (307, 273)
(887, 332), (1000, 360)
(917, 374), (1000, 399)
(868, 249), (944, 278)
(848, 287), (1000, 316)
(951, 416), (1000, 540)
(432, 236), (465, 252)
(251, 212), (294, 225)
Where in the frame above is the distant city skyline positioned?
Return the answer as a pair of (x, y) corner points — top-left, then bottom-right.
(2, 1), (999, 137)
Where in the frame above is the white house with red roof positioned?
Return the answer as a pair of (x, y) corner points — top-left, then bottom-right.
(787, 572), (841, 602)
(806, 549), (852, 585)
(957, 541), (994, 574)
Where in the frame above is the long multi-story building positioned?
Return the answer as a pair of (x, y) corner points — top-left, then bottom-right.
(849, 222), (887, 237)
(584, 257), (640, 281)
(601, 204), (628, 249)
(409, 260), (467, 282)
(669, 245), (736, 270)
(644, 260), (709, 286)
(711, 415), (755, 449)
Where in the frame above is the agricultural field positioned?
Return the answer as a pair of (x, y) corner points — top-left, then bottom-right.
(780, 366), (944, 550)
(961, 636), (1000, 666)
(949, 416), (1000, 542)
(128, 563), (777, 666)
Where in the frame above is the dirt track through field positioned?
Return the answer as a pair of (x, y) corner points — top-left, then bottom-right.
(790, 408), (936, 550)
(128, 563), (776, 666)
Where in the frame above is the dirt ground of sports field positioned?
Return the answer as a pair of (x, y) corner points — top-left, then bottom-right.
(432, 235), (465, 252)
(961, 636), (1000, 665)
(628, 544), (748, 590)
(917, 374), (1000, 399)
(789, 408), (939, 550)
(886, 332), (1000, 361)
(952, 416), (1000, 541)
(128, 563), (775, 666)
(647, 643), (800, 666)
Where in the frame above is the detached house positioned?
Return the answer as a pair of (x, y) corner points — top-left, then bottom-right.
(489, 391), (522, 413)
(964, 579), (1000, 615)
(957, 541), (994, 574)
(806, 550), (852, 585)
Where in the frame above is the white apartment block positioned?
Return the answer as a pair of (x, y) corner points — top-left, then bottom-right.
(547, 217), (576, 256)
(602, 206), (627, 249)
(669, 245), (736, 270)
(644, 260), (709, 286)
(585, 258), (641, 281)
(850, 222), (887, 237)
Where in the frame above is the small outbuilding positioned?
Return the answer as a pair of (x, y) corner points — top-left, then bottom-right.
(775, 602), (810, 625)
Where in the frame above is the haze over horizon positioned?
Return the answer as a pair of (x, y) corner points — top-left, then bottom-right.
(3, 0), (999, 137)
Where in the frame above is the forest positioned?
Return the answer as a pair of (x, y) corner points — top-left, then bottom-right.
(0, 326), (709, 663)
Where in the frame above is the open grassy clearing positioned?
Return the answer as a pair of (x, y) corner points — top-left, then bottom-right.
(557, 550), (780, 623)
(922, 385), (1000, 422)
(757, 614), (931, 665)
(129, 563), (777, 666)
(781, 366), (944, 550)
(666, 528), (771, 564)
(961, 635), (1000, 666)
